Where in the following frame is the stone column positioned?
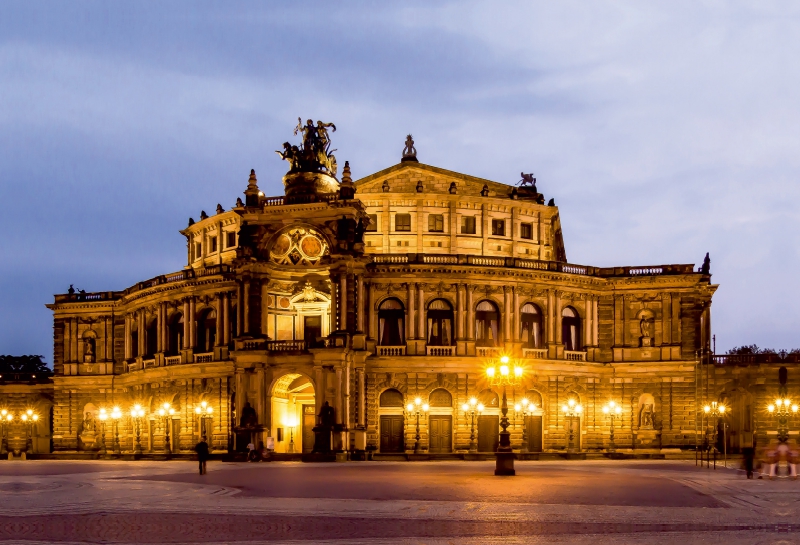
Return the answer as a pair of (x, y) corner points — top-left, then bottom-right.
(456, 284), (465, 340)
(103, 315), (109, 361)
(356, 275), (365, 332)
(367, 282), (377, 341)
(222, 293), (231, 345)
(124, 314), (132, 359)
(189, 297), (197, 348)
(584, 298), (592, 348)
(335, 368), (343, 425)
(546, 290), (556, 344)
(330, 274), (338, 332)
(467, 286), (475, 340)
(236, 282), (244, 337)
(661, 294), (671, 345)
(242, 281), (250, 336)
(138, 310), (146, 357)
(156, 304), (163, 353)
(182, 299), (190, 349)
(593, 297), (599, 346)
(555, 293), (563, 345)
(512, 287), (520, 342)
(357, 368), (366, 426)
(406, 283), (415, 340)
(339, 274), (347, 331)
(503, 286), (512, 342)
(417, 283), (425, 343)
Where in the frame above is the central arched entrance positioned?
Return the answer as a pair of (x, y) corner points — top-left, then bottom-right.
(271, 373), (316, 453)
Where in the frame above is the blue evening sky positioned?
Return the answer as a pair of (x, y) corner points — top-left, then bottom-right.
(2, 1), (799, 360)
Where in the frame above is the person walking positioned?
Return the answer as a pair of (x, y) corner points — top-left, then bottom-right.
(742, 444), (755, 479)
(195, 436), (210, 475)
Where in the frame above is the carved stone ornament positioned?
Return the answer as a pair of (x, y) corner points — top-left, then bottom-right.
(269, 227), (329, 266)
(401, 134), (418, 162)
(276, 118), (338, 178)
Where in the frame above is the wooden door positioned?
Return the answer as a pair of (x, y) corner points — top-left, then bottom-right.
(380, 415), (405, 452)
(567, 416), (581, 450)
(302, 405), (316, 453)
(171, 419), (181, 453)
(477, 415), (499, 452)
(526, 415), (543, 452)
(428, 415), (452, 453)
(304, 316), (322, 343)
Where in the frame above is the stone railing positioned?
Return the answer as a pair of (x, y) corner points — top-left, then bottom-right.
(165, 355), (182, 366)
(367, 253), (698, 278)
(476, 346), (501, 358)
(264, 340), (308, 352)
(194, 352), (214, 363)
(377, 346), (406, 356)
(142, 358), (156, 369)
(426, 345), (455, 356)
(564, 350), (587, 362)
(522, 348), (547, 359)
(712, 353), (800, 365)
(127, 361), (141, 372)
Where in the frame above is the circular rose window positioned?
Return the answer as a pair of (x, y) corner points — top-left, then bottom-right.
(301, 235), (323, 258)
(272, 234), (291, 255)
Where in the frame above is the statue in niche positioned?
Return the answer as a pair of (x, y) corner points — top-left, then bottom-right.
(80, 411), (96, 434)
(313, 401), (336, 453)
(239, 402), (258, 428)
(83, 337), (95, 363)
(639, 404), (655, 429)
(639, 313), (654, 347)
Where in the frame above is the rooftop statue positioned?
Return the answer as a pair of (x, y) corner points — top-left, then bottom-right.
(401, 134), (418, 162)
(519, 172), (536, 187)
(276, 118), (338, 178)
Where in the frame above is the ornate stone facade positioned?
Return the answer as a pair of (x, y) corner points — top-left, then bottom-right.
(22, 126), (784, 458)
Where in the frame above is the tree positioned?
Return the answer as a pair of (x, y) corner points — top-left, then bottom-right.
(0, 355), (51, 374)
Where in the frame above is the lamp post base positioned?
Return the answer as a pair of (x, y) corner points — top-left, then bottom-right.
(494, 452), (516, 476)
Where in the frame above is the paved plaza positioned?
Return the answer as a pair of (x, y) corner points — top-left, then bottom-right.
(2, 459), (800, 544)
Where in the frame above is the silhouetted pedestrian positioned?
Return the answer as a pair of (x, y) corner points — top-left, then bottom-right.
(195, 436), (210, 475)
(742, 446), (755, 479)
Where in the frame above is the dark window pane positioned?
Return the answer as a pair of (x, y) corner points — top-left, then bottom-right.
(461, 216), (476, 234)
(492, 219), (505, 236)
(520, 223), (532, 239)
(366, 214), (378, 232)
(428, 214), (444, 232)
(395, 213), (411, 231)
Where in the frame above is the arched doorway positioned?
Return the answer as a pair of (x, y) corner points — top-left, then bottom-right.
(562, 307), (581, 351)
(378, 388), (405, 453)
(378, 298), (405, 346)
(523, 390), (544, 452)
(475, 300), (500, 347)
(271, 373), (315, 453)
(477, 388), (500, 452)
(426, 299), (454, 346)
(196, 309), (217, 354)
(428, 388), (453, 453)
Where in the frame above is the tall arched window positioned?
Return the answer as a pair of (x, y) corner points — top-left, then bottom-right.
(378, 298), (405, 346)
(130, 322), (139, 358)
(475, 300), (500, 347)
(562, 306), (581, 351)
(167, 313), (183, 355)
(196, 309), (217, 353)
(427, 299), (454, 346)
(145, 318), (158, 357)
(520, 303), (543, 348)
(379, 388), (405, 407)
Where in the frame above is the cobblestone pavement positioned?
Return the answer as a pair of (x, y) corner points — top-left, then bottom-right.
(2, 459), (800, 544)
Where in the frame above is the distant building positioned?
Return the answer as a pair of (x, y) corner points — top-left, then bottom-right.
(9, 125), (782, 459)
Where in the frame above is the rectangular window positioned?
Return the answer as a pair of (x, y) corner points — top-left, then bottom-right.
(395, 213), (411, 231)
(492, 219), (505, 236)
(225, 231), (236, 248)
(365, 214), (378, 232)
(461, 216), (476, 234)
(210, 236), (218, 253)
(520, 223), (533, 240)
(428, 214), (444, 232)
(195, 242), (202, 260)
(396, 240), (409, 247)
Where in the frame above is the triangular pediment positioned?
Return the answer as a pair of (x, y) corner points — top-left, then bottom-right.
(354, 162), (515, 197)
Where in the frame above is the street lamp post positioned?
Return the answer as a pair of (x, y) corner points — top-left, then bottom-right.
(110, 406), (122, 454)
(768, 397), (798, 444)
(98, 408), (108, 455)
(157, 402), (176, 456)
(21, 410), (39, 453)
(561, 398), (584, 452)
(0, 409), (10, 456)
(602, 401), (622, 452)
(406, 397), (429, 454)
(513, 398), (536, 453)
(195, 401), (214, 440)
(702, 401), (727, 469)
(486, 355), (524, 476)
(284, 415), (298, 453)
(130, 404), (145, 456)
(461, 397), (484, 453)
